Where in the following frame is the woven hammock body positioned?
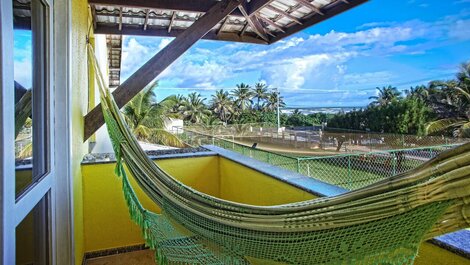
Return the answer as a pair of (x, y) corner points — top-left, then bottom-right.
(88, 44), (470, 265)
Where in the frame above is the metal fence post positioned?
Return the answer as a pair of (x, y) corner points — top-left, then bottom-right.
(297, 159), (301, 173)
(347, 156), (352, 189)
(392, 152), (397, 176)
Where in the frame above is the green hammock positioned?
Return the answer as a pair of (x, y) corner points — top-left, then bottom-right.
(88, 44), (470, 265)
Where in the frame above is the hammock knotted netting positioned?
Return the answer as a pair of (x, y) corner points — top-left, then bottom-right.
(87, 44), (470, 265)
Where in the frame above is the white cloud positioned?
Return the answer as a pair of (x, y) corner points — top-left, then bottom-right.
(118, 10), (470, 106)
(448, 19), (470, 40)
(343, 71), (394, 86)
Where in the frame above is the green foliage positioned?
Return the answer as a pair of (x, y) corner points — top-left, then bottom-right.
(328, 61), (470, 137)
(328, 97), (433, 136)
(133, 60), (470, 139)
(122, 81), (184, 147)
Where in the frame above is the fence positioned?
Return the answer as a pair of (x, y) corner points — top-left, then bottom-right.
(179, 130), (459, 191)
(180, 123), (467, 154)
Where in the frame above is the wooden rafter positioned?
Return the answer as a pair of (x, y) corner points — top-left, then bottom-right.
(91, 5), (98, 30)
(88, 0), (368, 44)
(88, 0), (244, 17)
(217, 17), (229, 35)
(271, 0), (368, 43)
(258, 15), (285, 33)
(84, 0), (241, 140)
(295, 0), (324, 15)
(118, 6), (123, 30)
(239, 21), (249, 36)
(143, 8), (149, 30)
(238, 5), (269, 42)
(265, 5), (302, 25)
(245, 0), (273, 16)
(168, 11), (176, 33)
(94, 23), (267, 44)
(89, 0), (273, 17)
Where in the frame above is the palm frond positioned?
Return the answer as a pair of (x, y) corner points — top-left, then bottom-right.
(425, 118), (467, 135)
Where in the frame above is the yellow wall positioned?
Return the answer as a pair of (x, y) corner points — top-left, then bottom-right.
(81, 156), (220, 252)
(81, 156), (469, 264)
(219, 158), (315, 205)
(415, 242), (470, 265)
(71, 0), (91, 263)
(81, 156), (316, 252)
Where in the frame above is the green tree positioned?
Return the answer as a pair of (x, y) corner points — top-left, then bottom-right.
(253, 82), (268, 111)
(210, 89), (233, 124)
(166, 94), (186, 117)
(181, 92), (211, 124)
(265, 90), (286, 111)
(122, 81), (184, 147)
(425, 62), (470, 137)
(231, 84), (254, 113)
(369, 86), (402, 107)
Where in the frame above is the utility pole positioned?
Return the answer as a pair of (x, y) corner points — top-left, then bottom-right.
(274, 88), (280, 132)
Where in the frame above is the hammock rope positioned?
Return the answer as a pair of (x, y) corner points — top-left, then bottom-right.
(87, 44), (470, 265)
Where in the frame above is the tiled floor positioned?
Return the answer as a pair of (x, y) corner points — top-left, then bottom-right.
(85, 249), (155, 265)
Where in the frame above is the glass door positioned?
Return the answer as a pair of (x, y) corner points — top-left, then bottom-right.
(1, 0), (55, 264)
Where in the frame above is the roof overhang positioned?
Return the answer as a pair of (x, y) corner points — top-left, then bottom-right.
(88, 0), (369, 44)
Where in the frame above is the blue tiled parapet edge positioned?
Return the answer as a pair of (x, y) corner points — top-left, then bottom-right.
(430, 230), (470, 259)
(202, 145), (348, 197)
(81, 147), (217, 165)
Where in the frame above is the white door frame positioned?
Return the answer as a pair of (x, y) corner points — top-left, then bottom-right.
(0, 0), (17, 263)
(53, 0), (74, 263)
(0, 0), (73, 264)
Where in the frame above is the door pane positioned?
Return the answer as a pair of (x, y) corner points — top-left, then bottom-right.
(16, 195), (50, 265)
(13, 0), (50, 197)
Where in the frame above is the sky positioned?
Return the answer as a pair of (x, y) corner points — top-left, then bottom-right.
(13, 0), (470, 108)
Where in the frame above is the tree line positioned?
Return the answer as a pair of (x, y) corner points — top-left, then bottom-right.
(328, 61), (470, 137)
(122, 61), (469, 146)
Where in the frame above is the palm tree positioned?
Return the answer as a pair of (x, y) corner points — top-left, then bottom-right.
(166, 94), (186, 117)
(425, 62), (470, 137)
(265, 90), (286, 111)
(253, 82), (268, 110)
(231, 83), (253, 113)
(457, 61), (470, 89)
(181, 92), (211, 124)
(369, 86), (402, 106)
(210, 89), (233, 124)
(122, 81), (185, 147)
(404, 85), (428, 100)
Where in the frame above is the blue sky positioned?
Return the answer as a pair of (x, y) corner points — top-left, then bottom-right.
(119, 0), (470, 107)
(13, 0), (470, 107)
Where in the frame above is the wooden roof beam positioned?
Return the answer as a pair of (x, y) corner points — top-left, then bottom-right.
(143, 8), (149, 30)
(168, 11), (176, 33)
(88, 0), (244, 17)
(258, 15), (285, 33)
(238, 4), (269, 42)
(295, 0), (324, 15)
(264, 5), (302, 25)
(118, 6), (123, 30)
(84, 0), (242, 140)
(270, 0), (368, 43)
(94, 23), (268, 44)
(217, 17), (229, 35)
(245, 0), (273, 16)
